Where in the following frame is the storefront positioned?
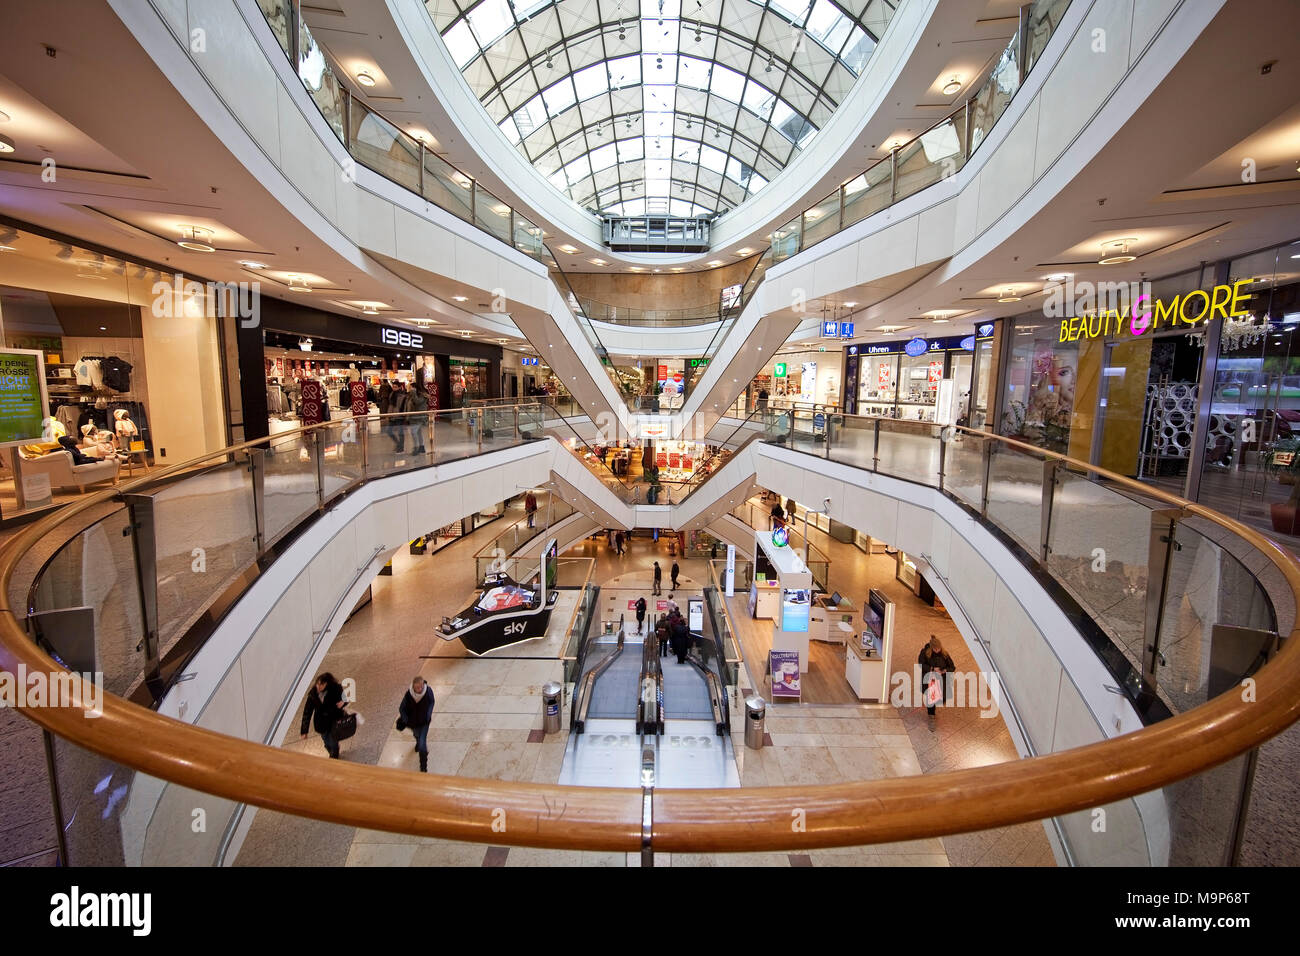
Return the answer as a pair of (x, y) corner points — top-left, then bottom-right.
(243, 299), (504, 440)
(0, 222), (230, 519)
(842, 327), (995, 423)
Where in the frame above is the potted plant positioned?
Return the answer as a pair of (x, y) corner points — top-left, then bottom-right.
(1266, 438), (1300, 534)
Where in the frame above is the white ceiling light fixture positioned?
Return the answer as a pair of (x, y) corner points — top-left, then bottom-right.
(362, 306), (380, 315)
(0, 132), (14, 153)
(356, 71), (377, 88)
(1042, 272), (1072, 282)
(1099, 239), (1138, 265)
(299, 337), (314, 351)
(452, 295), (468, 302)
(997, 289), (1022, 303)
(238, 259), (268, 270)
(177, 226), (215, 252)
(286, 275), (312, 292)
(942, 77), (962, 95)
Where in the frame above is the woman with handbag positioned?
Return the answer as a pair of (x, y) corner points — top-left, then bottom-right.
(397, 675), (436, 772)
(300, 673), (348, 758)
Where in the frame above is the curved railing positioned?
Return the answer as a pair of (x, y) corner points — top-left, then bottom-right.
(4, 402), (1298, 862)
(770, 0), (1072, 262)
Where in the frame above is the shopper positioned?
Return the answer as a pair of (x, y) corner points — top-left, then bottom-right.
(525, 490), (538, 529)
(388, 381), (411, 453)
(396, 675), (436, 772)
(299, 672), (347, 758)
(670, 614), (691, 664)
(918, 635), (956, 718)
(652, 561), (663, 595)
(616, 531), (625, 556)
(635, 596), (647, 635)
(785, 497), (797, 523)
(670, 561), (680, 592)
(769, 499), (785, 530)
(378, 379), (392, 414)
(758, 388), (769, 412)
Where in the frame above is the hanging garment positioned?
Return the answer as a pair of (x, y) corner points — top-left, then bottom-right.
(74, 357), (104, 389)
(56, 404), (82, 436)
(100, 356), (133, 392)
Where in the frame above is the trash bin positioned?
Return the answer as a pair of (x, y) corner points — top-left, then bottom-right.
(542, 681), (563, 735)
(744, 695), (766, 750)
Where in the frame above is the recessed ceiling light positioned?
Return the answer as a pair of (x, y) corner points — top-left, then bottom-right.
(1099, 239), (1138, 265)
(453, 295), (468, 302)
(942, 77), (962, 96)
(98, 326), (107, 331)
(557, 244), (578, 254)
(286, 275), (312, 292)
(932, 319), (949, 323)
(362, 306), (380, 315)
(1042, 272), (1072, 282)
(356, 71), (377, 87)
(239, 259), (267, 269)
(997, 289), (1021, 303)
(736, 247), (754, 255)
(177, 226), (215, 252)
(844, 301), (857, 308)
(590, 258), (608, 265)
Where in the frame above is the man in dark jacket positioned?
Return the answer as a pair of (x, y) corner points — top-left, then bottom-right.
(378, 380), (392, 414)
(652, 561), (662, 595)
(397, 675), (436, 772)
(635, 596), (647, 635)
(300, 673), (347, 758)
(670, 561), (680, 592)
(670, 615), (691, 664)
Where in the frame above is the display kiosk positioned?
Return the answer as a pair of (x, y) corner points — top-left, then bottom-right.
(753, 527), (814, 672)
(809, 593), (856, 644)
(439, 539), (560, 655)
(844, 588), (895, 702)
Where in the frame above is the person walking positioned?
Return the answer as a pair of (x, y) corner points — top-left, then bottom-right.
(378, 379), (392, 415)
(396, 675), (436, 772)
(670, 613), (691, 664)
(635, 596), (647, 635)
(300, 672), (347, 758)
(407, 380), (429, 455)
(918, 635), (956, 718)
(769, 499), (785, 530)
(652, 561), (663, 595)
(757, 388), (769, 412)
(525, 490), (538, 529)
(670, 561), (680, 592)
(388, 381), (411, 453)
(785, 497), (797, 524)
(616, 531), (625, 556)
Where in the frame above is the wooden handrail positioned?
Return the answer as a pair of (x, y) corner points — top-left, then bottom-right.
(3, 412), (1300, 855)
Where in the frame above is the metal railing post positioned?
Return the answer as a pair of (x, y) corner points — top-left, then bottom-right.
(1142, 510), (1183, 691)
(360, 414), (370, 477)
(514, 405), (520, 441)
(248, 447), (267, 552)
(343, 88), (351, 151)
(121, 492), (163, 698)
(1017, 3), (1030, 85)
(1039, 459), (1059, 562)
(963, 97), (971, 158)
(889, 146), (899, 202)
(418, 139), (425, 195)
(872, 418), (881, 472)
(312, 430), (326, 510)
(980, 441), (994, 515)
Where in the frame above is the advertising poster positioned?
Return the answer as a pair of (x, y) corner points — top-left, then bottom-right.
(299, 379), (323, 426)
(0, 350), (47, 447)
(878, 363), (892, 388)
(688, 598), (703, 633)
(781, 589), (810, 632)
(769, 649), (801, 698)
(725, 544), (736, 596)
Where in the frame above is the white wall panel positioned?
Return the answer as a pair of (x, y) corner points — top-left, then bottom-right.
(977, 96), (1041, 235)
(188, 0), (281, 162)
(989, 578), (1060, 755)
(276, 86), (337, 221)
(308, 523), (358, 634)
(237, 574), (314, 741)
(914, 198), (957, 266)
(894, 500), (932, 555)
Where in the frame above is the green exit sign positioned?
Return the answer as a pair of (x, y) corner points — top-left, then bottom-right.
(774, 362), (787, 377)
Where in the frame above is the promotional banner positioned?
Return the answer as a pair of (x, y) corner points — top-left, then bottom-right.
(349, 380), (367, 417)
(0, 350), (47, 447)
(725, 545), (735, 596)
(299, 379), (324, 426)
(769, 649), (801, 698)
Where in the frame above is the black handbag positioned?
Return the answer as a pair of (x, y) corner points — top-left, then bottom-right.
(334, 711), (358, 742)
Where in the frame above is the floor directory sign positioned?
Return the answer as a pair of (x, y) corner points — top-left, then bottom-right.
(0, 349), (48, 447)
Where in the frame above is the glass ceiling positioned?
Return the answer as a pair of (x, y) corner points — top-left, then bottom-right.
(425, 0), (897, 217)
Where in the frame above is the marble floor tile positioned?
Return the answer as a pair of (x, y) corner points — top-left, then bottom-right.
(346, 843), (420, 867)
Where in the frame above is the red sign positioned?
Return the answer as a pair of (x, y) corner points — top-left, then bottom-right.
(299, 379), (324, 426)
(928, 361), (942, 383)
(349, 380), (367, 417)
(655, 453), (668, 468)
(658, 365), (667, 382)
(878, 363), (891, 388)
(683, 457), (693, 470)
(668, 453), (681, 469)
(656, 600), (668, 611)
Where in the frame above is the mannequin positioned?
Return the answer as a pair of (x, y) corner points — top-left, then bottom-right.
(79, 423), (117, 460)
(114, 409), (139, 445)
(42, 417), (67, 442)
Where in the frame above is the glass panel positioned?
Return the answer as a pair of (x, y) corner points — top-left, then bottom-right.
(1024, 0), (1073, 75)
(984, 444), (1044, 553)
(801, 192), (841, 247)
(150, 460), (259, 652)
(841, 160), (892, 228)
(825, 414), (876, 471)
(1161, 752), (1252, 866)
(968, 31), (1020, 154)
(513, 214), (544, 259)
(423, 151), (475, 222)
(771, 216), (801, 262)
(1046, 470), (1152, 671)
(367, 412), (433, 476)
(1153, 520), (1274, 714)
(474, 186), (514, 243)
(875, 420), (940, 485)
(942, 432), (986, 510)
(298, 20), (345, 142)
(260, 440), (320, 546)
(320, 419), (365, 500)
(47, 738), (131, 865)
(348, 102), (421, 192)
(894, 116), (962, 201)
(29, 508), (144, 698)
(255, 0), (293, 57)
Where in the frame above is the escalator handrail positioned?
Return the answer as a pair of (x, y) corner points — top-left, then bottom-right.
(574, 616), (625, 733)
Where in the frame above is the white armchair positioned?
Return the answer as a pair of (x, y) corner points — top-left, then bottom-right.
(17, 449), (119, 492)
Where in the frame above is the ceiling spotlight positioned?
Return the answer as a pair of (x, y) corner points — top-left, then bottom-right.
(299, 337), (314, 351)
(1042, 272), (1072, 282)
(452, 295), (468, 302)
(239, 259), (268, 269)
(362, 306), (380, 315)
(996, 289), (1021, 303)
(287, 275), (312, 292)
(844, 301), (857, 308)
(1099, 239), (1138, 265)
(356, 71), (377, 87)
(177, 226), (215, 252)
(942, 77), (962, 95)
(0, 133), (14, 153)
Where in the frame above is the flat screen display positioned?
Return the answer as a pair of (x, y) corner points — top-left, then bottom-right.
(864, 592), (885, 642)
(688, 598), (704, 634)
(477, 585), (532, 612)
(0, 350), (47, 447)
(782, 588), (809, 633)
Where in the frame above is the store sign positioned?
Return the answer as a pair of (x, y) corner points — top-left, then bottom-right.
(960, 335), (976, 351)
(822, 320), (838, 337)
(847, 345), (858, 355)
(380, 327), (424, 349)
(774, 362), (787, 377)
(839, 322), (854, 338)
(978, 323), (995, 337)
(771, 526), (789, 548)
(1057, 281), (1253, 343)
(928, 362), (943, 383)
(0, 350), (45, 446)
(520, 356), (539, 366)
(865, 344), (891, 355)
(688, 358), (709, 368)
(905, 337), (929, 356)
